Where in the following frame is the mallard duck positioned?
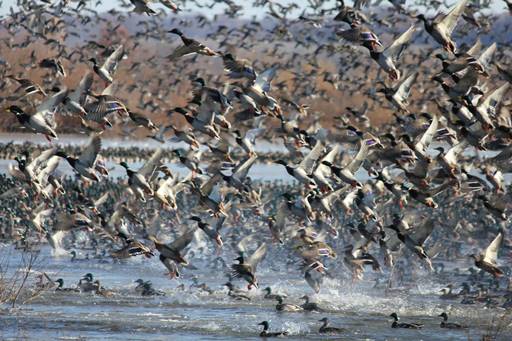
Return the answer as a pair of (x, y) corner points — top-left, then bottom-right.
(89, 45), (124, 84)
(275, 296), (302, 312)
(134, 279), (165, 296)
(263, 287), (286, 300)
(63, 72), (93, 117)
(221, 52), (256, 81)
(377, 73), (416, 113)
(416, 0), (468, 53)
(275, 141), (324, 188)
(167, 28), (218, 61)
(111, 238), (154, 259)
(318, 317), (346, 334)
(386, 219), (434, 271)
(120, 148), (162, 201)
(439, 284), (458, 300)
(55, 278), (79, 292)
(55, 134), (101, 181)
(470, 232), (504, 278)
(257, 321), (288, 337)
(225, 282), (251, 301)
(129, 0), (156, 14)
(362, 25), (416, 80)
(78, 273), (97, 293)
(189, 216), (223, 247)
(93, 280), (114, 298)
(172, 107), (220, 140)
(39, 58), (66, 77)
(7, 75), (46, 98)
(128, 111), (158, 132)
(300, 295), (323, 312)
(242, 66), (281, 114)
(231, 243), (267, 289)
(5, 87), (67, 140)
(438, 312), (467, 329)
(322, 139), (374, 187)
(150, 230), (195, 278)
(389, 313), (423, 329)
(167, 124), (200, 149)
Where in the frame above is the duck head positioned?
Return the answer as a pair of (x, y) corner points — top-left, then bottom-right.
(415, 14), (427, 22)
(5, 105), (24, 115)
(389, 312), (399, 321)
(88, 57), (97, 65)
(168, 28), (183, 36)
(438, 312), (448, 321)
(189, 216), (202, 223)
(258, 321), (270, 330)
(82, 273), (93, 282)
(192, 77), (206, 87)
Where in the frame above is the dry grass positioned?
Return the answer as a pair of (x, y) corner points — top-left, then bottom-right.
(0, 248), (46, 309)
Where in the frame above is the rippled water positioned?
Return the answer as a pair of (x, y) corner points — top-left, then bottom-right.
(1, 245), (509, 340)
(1, 134), (511, 340)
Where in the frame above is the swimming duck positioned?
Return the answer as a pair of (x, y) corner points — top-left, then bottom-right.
(389, 313), (423, 329)
(55, 278), (79, 292)
(257, 321), (288, 337)
(416, 0), (468, 53)
(275, 296), (302, 312)
(89, 45), (124, 84)
(470, 232), (504, 278)
(300, 295), (323, 312)
(78, 273), (97, 293)
(93, 280), (114, 298)
(225, 282), (251, 301)
(134, 279), (165, 296)
(263, 287), (286, 300)
(438, 312), (467, 329)
(439, 284), (458, 300)
(318, 317), (346, 334)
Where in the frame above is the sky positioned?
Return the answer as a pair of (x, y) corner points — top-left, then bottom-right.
(0, 0), (506, 18)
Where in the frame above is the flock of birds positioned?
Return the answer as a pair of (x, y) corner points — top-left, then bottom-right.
(1, 0), (512, 338)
